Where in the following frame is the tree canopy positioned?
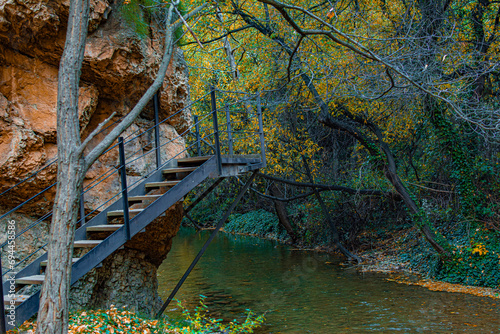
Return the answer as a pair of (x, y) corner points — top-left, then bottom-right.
(171, 0), (500, 288)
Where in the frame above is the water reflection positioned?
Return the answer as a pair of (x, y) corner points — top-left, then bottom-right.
(157, 228), (500, 333)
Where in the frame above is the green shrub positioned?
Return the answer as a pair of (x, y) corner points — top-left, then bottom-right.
(119, 0), (157, 38)
(120, 0), (186, 41)
(225, 209), (289, 241)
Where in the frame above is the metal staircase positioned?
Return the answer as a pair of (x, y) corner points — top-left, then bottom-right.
(0, 89), (266, 330)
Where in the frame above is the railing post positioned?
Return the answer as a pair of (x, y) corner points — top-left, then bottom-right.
(156, 170), (258, 317)
(118, 137), (131, 241)
(210, 87), (223, 175)
(79, 190), (85, 227)
(256, 92), (266, 167)
(194, 115), (201, 156)
(153, 92), (161, 170)
(226, 104), (233, 156)
(0, 257), (6, 334)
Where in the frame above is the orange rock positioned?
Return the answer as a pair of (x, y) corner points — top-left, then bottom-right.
(0, 0), (191, 214)
(1, 1), (192, 315)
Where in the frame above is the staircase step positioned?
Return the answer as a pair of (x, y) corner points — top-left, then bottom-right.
(86, 224), (123, 232)
(128, 194), (162, 202)
(162, 167), (197, 174)
(16, 275), (44, 285)
(145, 181), (181, 189)
(107, 209), (144, 218)
(74, 240), (102, 248)
(4, 294), (29, 306)
(41, 258), (80, 267)
(177, 156), (212, 165)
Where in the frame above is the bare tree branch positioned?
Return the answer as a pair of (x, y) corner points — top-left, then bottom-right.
(257, 172), (391, 197)
(256, 0), (500, 135)
(85, 4), (177, 169)
(77, 112), (116, 156)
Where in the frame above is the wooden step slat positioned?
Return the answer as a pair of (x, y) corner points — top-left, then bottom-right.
(128, 194), (162, 202)
(176, 156), (212, 164)
(16, 275), (44, 285)
(145, 181), (181, 189)
(4, 294), (29, 306)
(162, 167), (197, 174)
(74, 240), (102, 248)
(41, 258), (79, 267)
(107, 209), (144, 218)
(86, 224), (123, 232)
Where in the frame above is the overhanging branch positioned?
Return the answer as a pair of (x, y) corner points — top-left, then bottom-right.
(257, 172), (395, 198)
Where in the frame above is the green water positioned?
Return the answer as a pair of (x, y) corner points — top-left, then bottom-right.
(157, 228), (500, 333)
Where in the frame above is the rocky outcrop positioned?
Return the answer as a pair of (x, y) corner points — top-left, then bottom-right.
(70, 203), (183, 315)
(0, 0), (191, 314)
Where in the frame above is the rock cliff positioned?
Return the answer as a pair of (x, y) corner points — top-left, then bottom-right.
(0, 0), (191, 314)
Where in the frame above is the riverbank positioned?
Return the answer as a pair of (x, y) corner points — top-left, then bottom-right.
(208, 224), (500, 301)
(359, 247), (500, 299)
(356, 231), (500, 300)
(158, 225), (500, 332)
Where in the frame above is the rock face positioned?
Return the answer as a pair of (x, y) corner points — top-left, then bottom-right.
(0, 0), (191, 314)
(70, 203), (183, 315)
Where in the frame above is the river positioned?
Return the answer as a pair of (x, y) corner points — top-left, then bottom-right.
(157, 227), (500, 333)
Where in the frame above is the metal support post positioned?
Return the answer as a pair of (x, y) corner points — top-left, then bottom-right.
(194, 115), (201, 156)
(118, 137), (131, 241)
(0, 257), (7, 334)
(256, 93), (266, 167)
(184, 177), (226, 215)
(226, 104), (233, 155)
(153, 92), (162, 170)
(156, 171), (258, 318)
(210, 87), (222, 175)
(79, 191), (85, 227)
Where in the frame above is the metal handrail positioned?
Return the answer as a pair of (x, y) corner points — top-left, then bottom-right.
(0, 87), (266, 283)
(0, 183), (57, 222)
(0, 159), (57, 198)
(123, 92), (212, 145)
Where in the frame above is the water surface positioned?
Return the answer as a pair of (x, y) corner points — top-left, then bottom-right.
(158, 228), (500, 333)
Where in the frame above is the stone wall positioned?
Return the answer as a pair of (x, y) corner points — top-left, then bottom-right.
(0, 0), (191, 314)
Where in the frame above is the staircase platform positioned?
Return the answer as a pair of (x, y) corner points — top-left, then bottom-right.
(145, 181), (181, 188)
(74, 240), (102, 248)
(176, 155), (262, 166)
(177, 156), (212, 164)
(41, 258), (79, 267)
(16, 275), (44, 285)
(128, 194), (162, 202)
(162, 167), (197, 174)
(87, 225), (123, 232)
(107, 209), (144, 218)
(4, 295), (29, 306)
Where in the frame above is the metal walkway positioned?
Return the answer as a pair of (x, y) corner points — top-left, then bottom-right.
(0, 89), (266, 330)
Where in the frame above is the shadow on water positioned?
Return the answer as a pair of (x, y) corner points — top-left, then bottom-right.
(157, 227), (500, 333)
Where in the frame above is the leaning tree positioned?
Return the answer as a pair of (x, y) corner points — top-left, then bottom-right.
(35, 0), (207, 333)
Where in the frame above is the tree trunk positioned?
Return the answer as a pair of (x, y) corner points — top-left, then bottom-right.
(36, 0), (89, 332)
(383, 160), (448, 255)
(36, 162), (85, 334)
(214, 5), (239, 81)
(269, 183), (297, 244)
(34, 1), (191, 331)
(302, 156), (362, 262)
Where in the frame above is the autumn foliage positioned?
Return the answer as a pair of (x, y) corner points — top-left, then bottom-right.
(122, 0), (500, 290)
